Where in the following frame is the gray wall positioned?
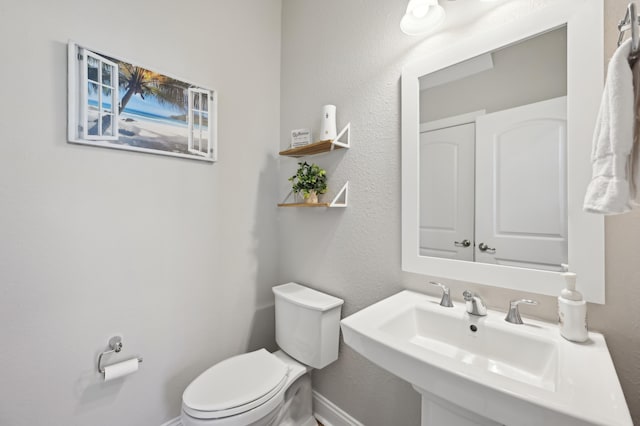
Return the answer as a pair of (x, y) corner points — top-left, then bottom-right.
(420, 27), (567, 122)
(280, 0), (640, 425)
(0, 0), (281, 425)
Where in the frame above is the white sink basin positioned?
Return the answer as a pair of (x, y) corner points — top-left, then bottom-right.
(379, 301), (558, 392)
(341, 290), (632, 426)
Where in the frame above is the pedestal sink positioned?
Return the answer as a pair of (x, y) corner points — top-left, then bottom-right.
(340, 290), (632, 426)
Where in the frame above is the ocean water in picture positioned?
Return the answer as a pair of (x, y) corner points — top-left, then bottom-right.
(123, 108), (188, 127)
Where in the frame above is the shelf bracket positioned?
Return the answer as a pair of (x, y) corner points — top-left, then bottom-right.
(332, 123), (351, 150)
(329, 182), (349, 207)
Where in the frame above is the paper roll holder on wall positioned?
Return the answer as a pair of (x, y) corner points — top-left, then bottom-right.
(97, 336), (143, 374)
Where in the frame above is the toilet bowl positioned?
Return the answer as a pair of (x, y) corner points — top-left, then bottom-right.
(181, 350), (310, 426)
(181, 283), (344, 426)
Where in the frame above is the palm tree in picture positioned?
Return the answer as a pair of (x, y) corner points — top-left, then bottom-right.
(90, 62), (189, 135)
(117, 63), (189, 114)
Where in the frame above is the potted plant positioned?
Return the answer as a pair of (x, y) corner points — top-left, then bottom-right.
(289, 161), (328, 204)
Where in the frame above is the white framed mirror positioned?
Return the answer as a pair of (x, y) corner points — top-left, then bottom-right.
(401, 0), (605, 302)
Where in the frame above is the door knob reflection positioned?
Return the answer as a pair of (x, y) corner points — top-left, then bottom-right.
(454, 239), (471, 248)
(478, 243), (496, 253)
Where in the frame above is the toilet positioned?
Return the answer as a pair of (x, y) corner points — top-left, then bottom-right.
(181, 282), (344, 426)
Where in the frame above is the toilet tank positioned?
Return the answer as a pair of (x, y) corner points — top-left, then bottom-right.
(272, 283), (344, 369)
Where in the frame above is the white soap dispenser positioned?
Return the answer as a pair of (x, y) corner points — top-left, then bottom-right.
(558, 267), (588, 342)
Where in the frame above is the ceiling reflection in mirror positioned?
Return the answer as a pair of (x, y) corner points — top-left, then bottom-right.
(418, 27), (568, 272)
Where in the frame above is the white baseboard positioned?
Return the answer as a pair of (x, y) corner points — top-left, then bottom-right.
(160, 416), (181, 426)
(313, 390), (363, 426)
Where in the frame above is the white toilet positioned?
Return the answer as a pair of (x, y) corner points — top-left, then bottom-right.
(181, 282), (344, 426)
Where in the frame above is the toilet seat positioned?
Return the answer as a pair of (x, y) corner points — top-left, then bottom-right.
(182, 349), (289, 420)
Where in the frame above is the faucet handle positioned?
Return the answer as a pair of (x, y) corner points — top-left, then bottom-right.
(430, 281), (453, 307)
(505, 299), (538, 324)
(462, 290), (487, 316)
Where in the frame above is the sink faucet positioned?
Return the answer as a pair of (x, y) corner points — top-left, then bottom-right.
(505, 299), (538, 324)
(463, 291), (487, 316)
(430, 282), (453, 307)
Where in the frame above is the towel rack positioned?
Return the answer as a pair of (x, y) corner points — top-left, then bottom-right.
(618, 2), (640, 62)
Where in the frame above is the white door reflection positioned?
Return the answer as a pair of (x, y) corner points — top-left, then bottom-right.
(420, 121), (475, 261)
(418, 27), (568, 272)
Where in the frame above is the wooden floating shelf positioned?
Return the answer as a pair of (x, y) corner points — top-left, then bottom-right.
(279, 140), (341, 157)
(277, 202), (332, 207)
(279, 123), (351, 158)
(278, 182), (349, 208)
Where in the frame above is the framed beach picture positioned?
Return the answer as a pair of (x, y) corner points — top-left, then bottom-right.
(67, 41), (217, 162)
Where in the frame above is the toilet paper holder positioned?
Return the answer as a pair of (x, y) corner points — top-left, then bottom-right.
(98, 336), (143, 374)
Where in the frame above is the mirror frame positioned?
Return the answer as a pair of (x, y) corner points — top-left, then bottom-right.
(401, 0), (605, 303)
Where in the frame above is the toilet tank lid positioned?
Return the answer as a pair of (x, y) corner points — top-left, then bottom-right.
(273, 283), (344, 311)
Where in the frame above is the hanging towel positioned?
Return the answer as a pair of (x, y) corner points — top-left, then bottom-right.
(583, 39), (635, 214)
(631, 57), (640, 205)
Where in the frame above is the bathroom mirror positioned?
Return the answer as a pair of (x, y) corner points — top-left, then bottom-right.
(419, 27), (568, 272)
(401, 0), (605, 302)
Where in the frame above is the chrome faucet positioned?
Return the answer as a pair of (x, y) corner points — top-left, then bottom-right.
(430, 281), (453, 307)
(462, 291), (487, 316)
(505, 299), (538, 324)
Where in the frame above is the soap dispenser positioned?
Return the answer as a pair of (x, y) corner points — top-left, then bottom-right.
(558, 268), (588, 342)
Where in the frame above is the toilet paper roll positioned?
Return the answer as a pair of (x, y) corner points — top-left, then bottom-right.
(103, 358), (139, 381)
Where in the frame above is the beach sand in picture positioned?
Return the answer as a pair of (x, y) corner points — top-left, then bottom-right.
(116, 115), (191, 154)
(87, 113), (209, 156)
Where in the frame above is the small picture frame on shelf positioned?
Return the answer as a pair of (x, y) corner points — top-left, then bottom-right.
(290, 128), (312, 148)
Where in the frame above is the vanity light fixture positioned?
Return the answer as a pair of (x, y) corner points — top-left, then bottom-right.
(400, 0), (446, 36)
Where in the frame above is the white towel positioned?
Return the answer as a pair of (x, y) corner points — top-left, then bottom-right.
(583, 39), (635, 214)
(631, 58), (640, 205)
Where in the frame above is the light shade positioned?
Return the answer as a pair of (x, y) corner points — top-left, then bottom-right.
(400, 0), (446, 35)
